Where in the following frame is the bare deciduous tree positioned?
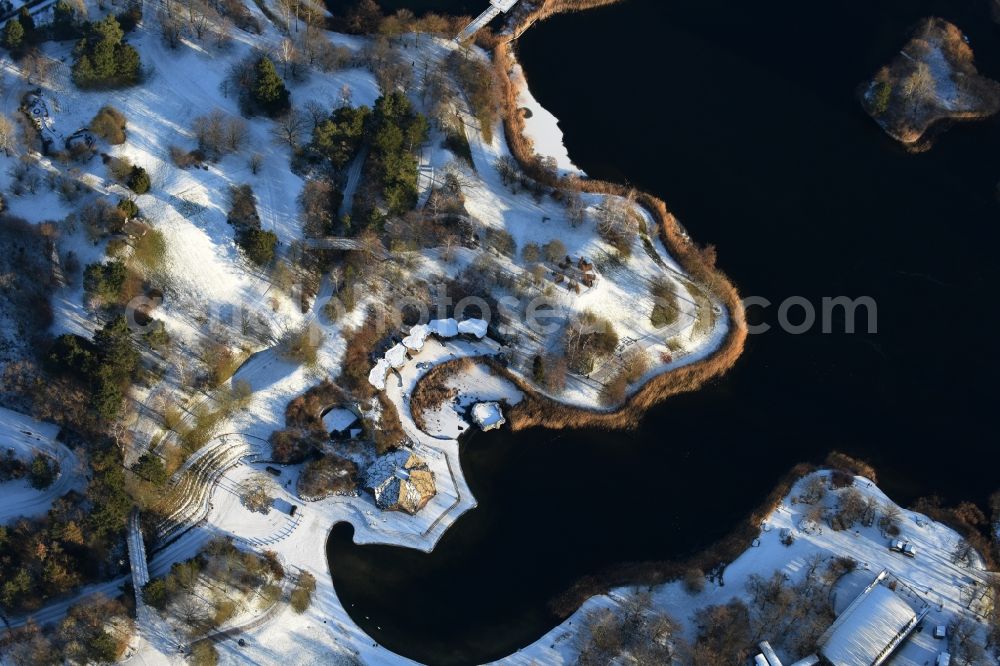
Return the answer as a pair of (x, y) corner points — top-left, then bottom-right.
(799, 475), (827, 504)
(0, 114), (17, 157)
(303, 99), (326, 130)
(338, 83), (353, 108)
(277, 37), (303, 80)
(563, 177), (586, 227)
(596, 189), (639, 239)
(224, 116), (248, 153)
(494, 155), (519, 185)
(185, 0), (216, 40)
(159, 7), (183, 48)
(248, 152), (264, 175)
(271, 110), (307, 149)
(214, 15), (233, 49)
(903, 62), (934, 106)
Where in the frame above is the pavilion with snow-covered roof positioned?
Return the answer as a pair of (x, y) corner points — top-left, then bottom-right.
(817, 571), (927, 666)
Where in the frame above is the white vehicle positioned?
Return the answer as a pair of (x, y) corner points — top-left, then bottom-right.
(934, 625), (947, 639)
(889, 539), (917, 557)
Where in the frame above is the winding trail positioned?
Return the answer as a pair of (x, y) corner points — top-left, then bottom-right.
(0, 406), (86, 524)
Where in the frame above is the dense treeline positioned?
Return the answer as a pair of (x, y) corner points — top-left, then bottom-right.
(334, 0), (467, 37)
(301, 93), (427, 233)
(1, 595), (133, 664)
(0, 442), (132, 614)
(0, 216), (57, 377)
(47, 315), (140, 421)
(364, 92), (428, 218)
(2, 0), (134, 56)
(299, 105), (371, 237)
(311, 105), (370, 170)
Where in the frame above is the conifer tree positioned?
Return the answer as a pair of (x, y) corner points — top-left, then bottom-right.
(3, 20), (24, 53)
(17, 7), (35, 38)
(252, 56), (290, 117)
(127, 165), (150, 194)
(71, 15), (141, 88)
(53, 1), (77, 40)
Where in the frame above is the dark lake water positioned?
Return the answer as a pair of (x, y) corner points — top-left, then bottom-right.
(326, 1), (1000, 664)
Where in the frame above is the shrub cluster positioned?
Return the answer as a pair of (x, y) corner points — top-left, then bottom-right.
(90, 106), (127, 144)
(289, 571), (317, 613)
(297, 454), (358, 501)
(650, 278), (680, 328)
(227, 184), (277, 265)
(564, 311), (618, 375)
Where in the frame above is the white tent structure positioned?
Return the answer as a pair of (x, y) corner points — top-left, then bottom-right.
(402, 323), (432, 352)
(458, 318), (488, 339)
(368, 318), (489, 391)
(818, 571), (926, 666)
(368, 358), (391, 391)
(385, 343), (409, 369)
(428, 318), (459, 338)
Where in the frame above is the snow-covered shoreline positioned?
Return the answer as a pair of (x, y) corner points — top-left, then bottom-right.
(509, 62), (583, 177)
(498, 470), (993, 665)
(0, 0), (744, 662)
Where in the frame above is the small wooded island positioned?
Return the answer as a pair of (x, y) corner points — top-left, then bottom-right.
(861, 18), (1000, 149)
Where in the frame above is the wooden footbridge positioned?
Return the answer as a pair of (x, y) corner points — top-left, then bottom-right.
(302, 236), (389, 260)
(456, 0), (520, 42)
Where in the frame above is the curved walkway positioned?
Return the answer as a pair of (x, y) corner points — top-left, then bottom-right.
(0, 406), (85, 524)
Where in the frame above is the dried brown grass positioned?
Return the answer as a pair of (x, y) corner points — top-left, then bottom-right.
(410, 357), (473, 433)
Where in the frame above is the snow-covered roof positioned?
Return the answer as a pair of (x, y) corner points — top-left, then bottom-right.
(458, 318), (488, 338)
(402, 323), (432, 351)
(364, 450), (436, 514)
(471, 402), (505, 431)
(385, 343), (409, 369)
(428, 318), (459, 338)
(819, 578), (920, 666)
(322, 408), (358, 434)
(368, 358), (391, 390)
(369, 319), (492, 392)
